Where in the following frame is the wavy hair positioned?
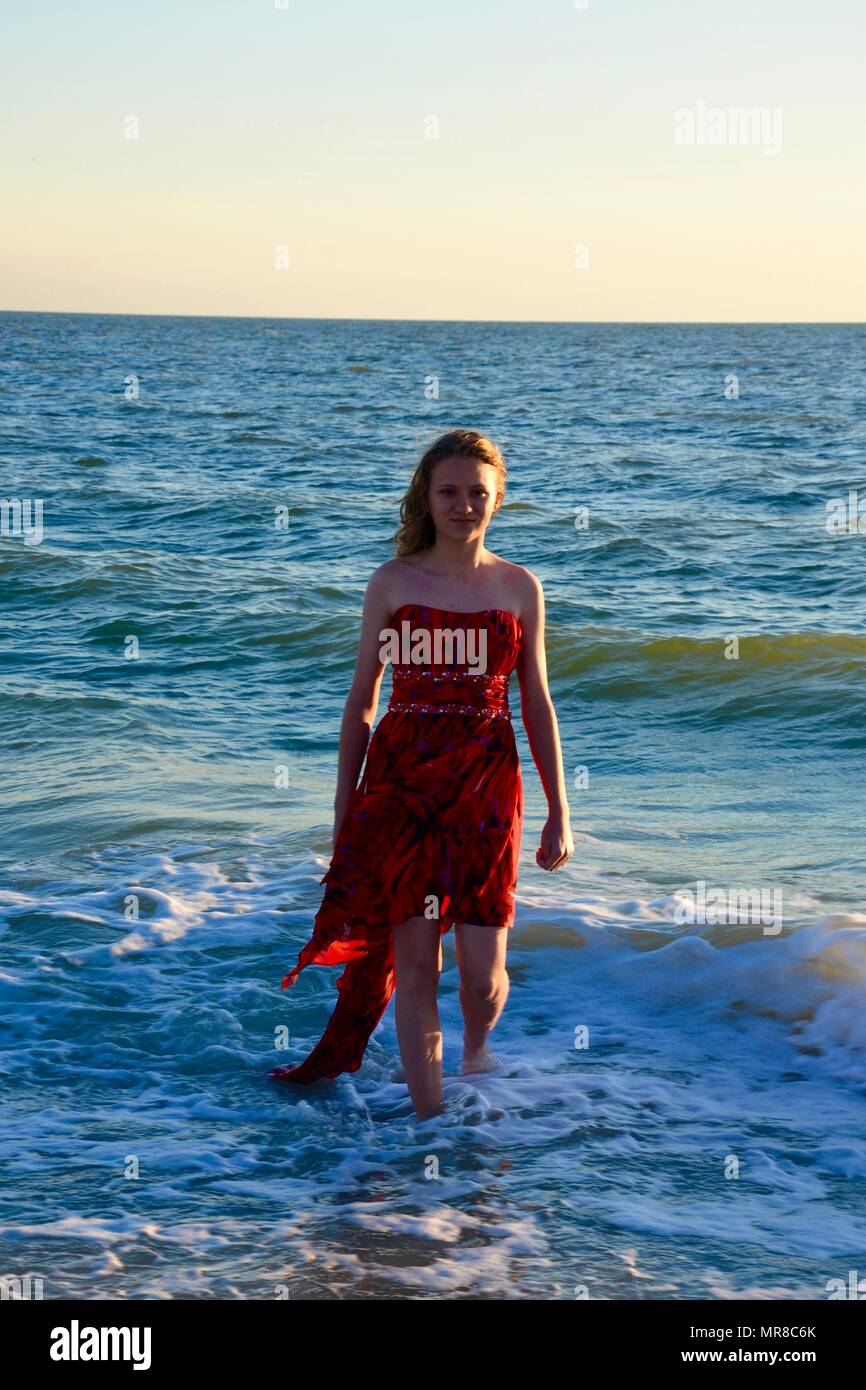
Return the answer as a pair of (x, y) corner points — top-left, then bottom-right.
(393, 429), (507, 557)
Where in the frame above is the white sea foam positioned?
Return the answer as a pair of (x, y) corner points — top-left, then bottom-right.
(2, 841), (865, 1299)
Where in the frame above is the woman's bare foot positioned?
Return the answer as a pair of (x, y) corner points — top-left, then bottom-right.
(460, 1046), (502, 1075)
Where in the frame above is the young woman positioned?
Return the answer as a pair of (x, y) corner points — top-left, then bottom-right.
(271, 429), (573, 1120)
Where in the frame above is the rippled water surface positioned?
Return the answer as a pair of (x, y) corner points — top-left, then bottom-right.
(1, 314), (865, 1298)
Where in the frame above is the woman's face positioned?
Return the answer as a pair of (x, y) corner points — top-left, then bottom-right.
(427, 455), (500, 545)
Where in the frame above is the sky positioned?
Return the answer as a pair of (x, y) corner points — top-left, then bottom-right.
(1, 0), (864, 321)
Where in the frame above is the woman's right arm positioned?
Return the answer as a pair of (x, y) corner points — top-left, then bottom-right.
(331, 569), (393, 848)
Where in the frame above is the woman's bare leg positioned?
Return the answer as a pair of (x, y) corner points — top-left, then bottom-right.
(392, 916), (444, 1120)
(454, 923), (509, 1072)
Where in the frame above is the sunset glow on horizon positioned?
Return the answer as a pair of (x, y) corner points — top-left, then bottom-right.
(3, 0), (864, 322)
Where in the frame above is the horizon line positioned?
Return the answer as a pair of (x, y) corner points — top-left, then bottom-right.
(1, 309), (864, 327)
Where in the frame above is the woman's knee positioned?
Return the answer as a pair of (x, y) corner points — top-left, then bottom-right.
(393, 916), (441, 996)
(396, 960), (440, 997)
(460, 967), (508, 1004)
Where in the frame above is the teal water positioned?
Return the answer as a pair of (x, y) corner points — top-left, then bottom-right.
(1, 313), (865, 1299)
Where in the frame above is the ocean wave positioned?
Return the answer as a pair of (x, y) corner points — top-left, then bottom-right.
(2, 839), (865, 1297)
(547, 627), (866, 679)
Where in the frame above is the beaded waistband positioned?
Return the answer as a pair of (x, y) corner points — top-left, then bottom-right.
(387, 699), (512, 719)
(388, 668), (511, 718)
(391, 668), (508, 685)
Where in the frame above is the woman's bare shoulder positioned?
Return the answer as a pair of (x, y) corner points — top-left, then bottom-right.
(363, 558), (418, 612)
(487, 555), (544, 613)
(368, 559), (412, 583)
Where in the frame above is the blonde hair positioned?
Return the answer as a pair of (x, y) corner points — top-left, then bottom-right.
(394, 429), (507, 557)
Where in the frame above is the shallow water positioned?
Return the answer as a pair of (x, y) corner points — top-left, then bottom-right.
(1, 314), (865, 1298)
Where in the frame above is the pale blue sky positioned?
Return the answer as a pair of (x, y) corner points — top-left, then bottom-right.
(2, 0), (864, 318)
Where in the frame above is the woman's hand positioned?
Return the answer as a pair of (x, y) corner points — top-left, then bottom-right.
(536, 811), (574, 871)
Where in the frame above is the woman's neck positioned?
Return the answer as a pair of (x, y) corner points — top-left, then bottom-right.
(418, 538), (490, 574)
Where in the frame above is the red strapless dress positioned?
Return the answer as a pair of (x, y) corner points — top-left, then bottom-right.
(270, 604), (523, 1085)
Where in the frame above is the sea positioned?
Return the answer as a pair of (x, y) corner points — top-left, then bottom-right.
(1, 312), (865, 1300)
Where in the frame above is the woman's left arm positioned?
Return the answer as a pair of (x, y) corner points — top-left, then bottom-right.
(516, 574), (574, 871)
